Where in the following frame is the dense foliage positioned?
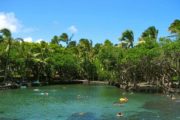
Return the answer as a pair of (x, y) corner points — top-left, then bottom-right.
(0, 19), (180, 92)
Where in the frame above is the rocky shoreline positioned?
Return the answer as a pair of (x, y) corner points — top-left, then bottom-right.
(1, 80), (179, 95)
(0, 80), (109, 90)
(111, 81), (180, 94)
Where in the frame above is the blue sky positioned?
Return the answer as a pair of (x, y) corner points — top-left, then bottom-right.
(0, 0), (180, 44)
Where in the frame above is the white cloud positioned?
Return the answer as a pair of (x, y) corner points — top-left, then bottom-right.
(35, 38), (43, 43)
(23, 37), (44, 43)
(68, 25), (78, 34)
(24, 37), (33, 42)
(0, 12), (22, 32)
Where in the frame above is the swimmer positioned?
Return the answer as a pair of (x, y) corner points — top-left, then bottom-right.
(33, 88), (39, 92)
(116, 112), (123, 117)
(77, 95), (81, 99)
(40, 92), (48, 96)
(40, 92), (45, 95)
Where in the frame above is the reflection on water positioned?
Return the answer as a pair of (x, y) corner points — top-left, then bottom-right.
(0, 85), (179, 120)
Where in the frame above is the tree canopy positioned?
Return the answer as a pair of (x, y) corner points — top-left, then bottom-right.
(0, 19), (180, 92)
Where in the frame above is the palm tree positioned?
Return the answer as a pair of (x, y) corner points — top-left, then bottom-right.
(140, 26), (158, 41)
(119, 30), (134, 48)
(168, 19), (180, 36)
(50, 35), (60, 45)
(15, 38), (26, 81)
(168, 20), (180, 87)
(0, 28), (12, 82)
(59, 33), (73, 45)
(77, 39), (93, 80)
(32, 41), (52, 84)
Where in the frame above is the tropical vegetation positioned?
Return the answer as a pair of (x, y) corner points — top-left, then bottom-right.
(0, 19), (179, 93)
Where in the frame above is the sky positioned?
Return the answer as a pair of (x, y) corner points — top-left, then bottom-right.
(0, 0), (180, 44)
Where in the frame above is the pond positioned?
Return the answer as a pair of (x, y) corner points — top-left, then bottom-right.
(0, 85), (180, 120)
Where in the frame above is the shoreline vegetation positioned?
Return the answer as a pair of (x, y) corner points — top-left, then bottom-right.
(0, 79), (180, 94)
(0, 19), (180, 94)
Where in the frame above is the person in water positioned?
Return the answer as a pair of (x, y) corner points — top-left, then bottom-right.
(116, 112), (123, 117)
(119, 97), (128, 103)
(171, 94), (176, 100)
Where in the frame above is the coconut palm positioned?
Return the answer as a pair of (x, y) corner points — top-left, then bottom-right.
(119, 30), (134, 48)
(59, 33), (73, 45)
(141, 26), (158, 41)
(168, 19), (180, 35)
(50, 35), (60, 45)
(15, 38), (26, 81)
(77, 39), (94, 80)
(0, 28), (12, 82)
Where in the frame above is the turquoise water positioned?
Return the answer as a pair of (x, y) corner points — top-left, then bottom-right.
(0, 85), (180, 120)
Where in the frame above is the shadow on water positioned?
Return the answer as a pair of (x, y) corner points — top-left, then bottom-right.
(0, 111), (20, 120)
(0, 118), (20, 120)
(100, 111), (175, 120)
(143, 99), (180, 120)
(126, 111), (160, 120)
(66, 112), (97, 120)
(98, 111), (158, 120)
(0, 111), (4, 114)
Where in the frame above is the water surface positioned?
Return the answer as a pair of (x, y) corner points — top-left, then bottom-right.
(0, 85), (179, 120)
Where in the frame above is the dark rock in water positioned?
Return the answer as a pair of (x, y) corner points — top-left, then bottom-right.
(0, 111), (4, 114)
(67, 112), (97, 120)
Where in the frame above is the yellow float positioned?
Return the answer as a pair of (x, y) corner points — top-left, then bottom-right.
(119, 97), (128, 103)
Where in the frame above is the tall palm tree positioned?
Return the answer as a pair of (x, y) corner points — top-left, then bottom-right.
(119, 30), (134, 48)
(0, 28), (12, 82)
(140, 26), (158, 41)
(77, 39), (93, 80)
(32, 41), (51, 83)
(15, 38), (25, 81)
